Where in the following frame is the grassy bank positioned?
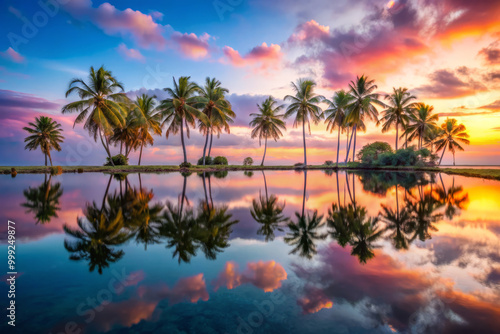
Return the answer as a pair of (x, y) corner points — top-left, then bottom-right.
(1, 164), (500, 181)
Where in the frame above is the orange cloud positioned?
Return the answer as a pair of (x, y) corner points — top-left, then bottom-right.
(171, 32), (212, 59)
(297, 287), (333, 314)
(169, 273), (210, 305)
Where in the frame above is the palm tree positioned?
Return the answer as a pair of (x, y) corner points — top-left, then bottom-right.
(62, 66), (128, 166)
(349, 211), (382, 264)
(23, 116), (64, 166)
(434, 118), (470, 165)
(133, 94), (162, 165)
(196, 77), (234, 166)
(250, 97), (287, 166)
(22, 174), (63, 224)
(380, 87), (416, 150)
(284, 79), (324, 166)
(160, 76), (208, 164)
(110, 117), (140, 157)
(403, 103), (439, 150)
(434, 176), (469, 219)
(324, 90), (353, 167)
(345, 75), (384, 162)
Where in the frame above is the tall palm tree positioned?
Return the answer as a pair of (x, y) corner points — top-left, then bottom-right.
(380, 87), (416, 150)
(196, 77), (234, 166)
(250, 97), (287, 166)
(110, 116), (140, 158)
(62, 66), (128, 166)
(434, 176), (469, 220)
(324, 90), (353, 167)
(284, 79), (324, 166)
(160, 76), (207, 164)
(403, 103), (439, 150)
(23, 116), (64, 166)
(434, 118), (470, 165)
(133, 94), (162, 165)
(22, 174), (63, 224)
(345, 75), (384, 162)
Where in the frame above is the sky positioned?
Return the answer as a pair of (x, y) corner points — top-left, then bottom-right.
(0, 0), (499, 166)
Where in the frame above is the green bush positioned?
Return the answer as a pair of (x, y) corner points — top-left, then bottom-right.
(324, 160), (334, 166)
(213, 170), (229, 179)
(104, 154), (128, 166)
(50, 166), (63, 175)
(243, 157), (253, 166)
(179, 162), (192, 168)
(372, 146), (437, 167)
(357, 142), (393, 164)
(294, 162), (305, 168)
(213, 156), (228, 165)
(244, 171), (254, 177)
(77, 168), (84, 173)
(11, 168), (16, 173)
(197, 156), (213, 165)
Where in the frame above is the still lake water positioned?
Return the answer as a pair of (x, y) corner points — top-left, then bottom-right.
(1, 170), (500, 334)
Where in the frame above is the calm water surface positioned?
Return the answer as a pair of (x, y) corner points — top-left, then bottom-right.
(1, 170), (500, 334)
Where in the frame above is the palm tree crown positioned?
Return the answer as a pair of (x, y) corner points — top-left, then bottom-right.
(324, 90), (353, 167)
(403, 103), (439, 150)
(23, 116), (64, 166)
(133, 94), (162, 165)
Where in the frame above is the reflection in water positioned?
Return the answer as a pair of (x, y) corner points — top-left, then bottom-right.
(13, 169), (500, 333)
(250, 171), (288, 241)
(22, 174), (63, 224)
(63, 176), (131, 274)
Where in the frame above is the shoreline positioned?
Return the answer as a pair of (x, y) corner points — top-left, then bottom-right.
(1, 164), (500, 181)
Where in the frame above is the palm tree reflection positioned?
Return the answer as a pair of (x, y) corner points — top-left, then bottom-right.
(22, 174), (63, 224)
(250, 171), (288, 241)
(285, 170), (327, 259)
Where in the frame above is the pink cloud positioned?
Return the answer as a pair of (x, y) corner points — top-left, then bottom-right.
(117, 43), (145, 62)
(288, 20), (330, 44)
(171, 32), (212, 59)
(213, 260), (287, 292)
(62, 0), (166, 49)
(222, 42), (282, 72)
(297, 287), (333, 314)
(1, 47), (25, 63)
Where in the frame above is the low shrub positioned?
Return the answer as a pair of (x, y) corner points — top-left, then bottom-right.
(179, 162), (192, 168)
(294, 162), (305, 168)
(77, 168), (84, 173)
(243, 157), (254, 166)
(197, 156), (213, 165)
(324, 160), (334, 166)
(244, 171), (254, 177)
(50, 166), (63, 175)
(11, 170), (17, 178)
(373, 146), (437, 167)
(11, 168), (16, 173)
(104, 154), (128, 166)
(213, 156), (228, 165)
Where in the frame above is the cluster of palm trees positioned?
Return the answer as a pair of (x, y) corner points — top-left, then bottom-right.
(250, 76), (470, 166)
(60, 66), (234, 166)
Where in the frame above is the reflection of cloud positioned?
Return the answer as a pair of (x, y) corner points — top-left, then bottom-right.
(297, 287), (333, 314)
(213, 260), (287, 292)
(168, 273), (210, 305)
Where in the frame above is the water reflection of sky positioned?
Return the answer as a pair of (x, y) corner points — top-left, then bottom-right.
(1, 170), (500, 333)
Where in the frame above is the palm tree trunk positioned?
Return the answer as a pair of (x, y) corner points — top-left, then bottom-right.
(302, 117), (307, 166)
(405, 133), (408, 149)
(439, 147), (446, 165)
(138, 142), (144, 166)
(302, 170), (307, 216)
(453, 152), (455, 166)
(44, 153), (47, 167)
(180, 175), (187, 216)
(208, 128), (214, 158)
(336, 126), (341, 168)
(202, 130), (210, 166)
(99, 129), (115, 166)
(47, 150), (53, 167)
(345, 127), (355, 163)
(208, 173), (213, 207)
(336, 171), (340, 206)
(120, 141), (123, 155)
(180, 120), (187, 164)
(345, 127), (350, 162)
(202, 172), (209, 204)
(352, 125), (357, 162)
(345, 172), (353, 204)
(101, 175), (112, 211)
(261, 137), (268, 166)
(395, 121), (399, 150)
